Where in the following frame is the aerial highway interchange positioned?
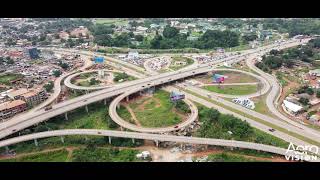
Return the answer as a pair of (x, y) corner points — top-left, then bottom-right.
(0, 36), (319, 161)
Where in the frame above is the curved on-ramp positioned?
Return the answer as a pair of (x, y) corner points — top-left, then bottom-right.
(109, 88), (198, 133)
(1, 129), (315, 161)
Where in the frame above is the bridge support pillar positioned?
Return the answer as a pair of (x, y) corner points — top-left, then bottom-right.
(117, 104), (120, 109)
(85, 105), (89, 113)
(5, 146), (9, 152)
(139, 91), (143, 96)
(34, 139), (38, 147)
(120, 126), (124, 131)
(155, 140), (159, 147)
(65, 112), (69, 120)
(60, 136), (65, 144)
(126, 96), (129, 102)
(108, 137), (112, 144)
(104, 99), (107, 105)
(86, 90), (89, 94)
(132, 138), (135, 144)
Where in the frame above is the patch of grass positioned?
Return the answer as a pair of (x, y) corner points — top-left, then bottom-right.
(117, 105), (135, 124)
(95, 19), (128, 26)
(203, 85), (258, 95)
(169, 56), (194, 70)
(224, 148), (274, 158)
(0, 149), (69, 162)
(0, 73), (23, 85)
(122, 90), (186, 127)
(71, 147), (140, 162)
(276, 72), (288, 87)
(205, 152), (268, 162)
(77, 80), (91, 87)
(113, 72), (137, 83)
(50, 103), (110, 130)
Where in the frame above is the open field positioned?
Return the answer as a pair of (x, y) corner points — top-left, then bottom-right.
(0, 147), (141, 162)
(118, 90), (188, 127)
(195, 71), (258, 84)
(0, 149), (69, 162)
(95, 19), (128, 26)
(0, 74), (23, 85)
(204, 152), (268, 162)
(203, 84), (258, 95)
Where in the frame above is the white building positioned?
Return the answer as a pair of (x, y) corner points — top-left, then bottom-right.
(282, 100), (303, 115)
(128, 50), (139, 59)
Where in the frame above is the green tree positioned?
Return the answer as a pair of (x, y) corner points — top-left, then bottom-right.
(317, 90), (320, 98)
(44, 81), (54, 92)
(163, 25), (179, 38)
(299, 97), (309, 105)
(134, 35), (144, 42)
(6, 57), (14, 64)
(53, 70), (62, 77)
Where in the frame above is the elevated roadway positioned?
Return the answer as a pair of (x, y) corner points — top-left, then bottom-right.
(1, 129), (317, 162)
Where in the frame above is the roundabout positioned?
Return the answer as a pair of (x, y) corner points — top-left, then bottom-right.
(64, 69), (139, 91)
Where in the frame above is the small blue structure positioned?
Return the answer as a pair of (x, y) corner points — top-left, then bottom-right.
(212, 74), (225, 83)
(170, 91), (185, 101)
(94, 56), (104, 64)
(28, 47), (39, 59)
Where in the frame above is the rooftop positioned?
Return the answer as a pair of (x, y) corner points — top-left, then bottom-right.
(283, 100), (303, 113)
(7, 88), (28, 98)
(21, 91), (38, 98)
(0, 100), (26, 111)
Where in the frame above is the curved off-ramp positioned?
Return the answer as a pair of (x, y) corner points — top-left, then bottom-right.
(198, 68), (270, 99)
(1, 129), (316, 161)
(109, 88), (198, 133)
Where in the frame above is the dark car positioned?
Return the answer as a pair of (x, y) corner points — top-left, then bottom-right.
(174, 125), (179, 128)
(44, 106), (52, 111)
(268, 128), (276, 132)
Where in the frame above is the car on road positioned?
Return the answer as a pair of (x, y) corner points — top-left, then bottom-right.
(12, 129), (17, 132)
(268, 128), (276, 132)
(83, 100), (87, 102)
(174, 125), (179, 128)
(97, 132), (102, 134)
(44, 106), (52, 111)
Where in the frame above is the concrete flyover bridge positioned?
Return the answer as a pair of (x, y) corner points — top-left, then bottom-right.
(0, 129), (317, 162)
(109, 87), (198, 133)
(0, 64), (221, 139)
